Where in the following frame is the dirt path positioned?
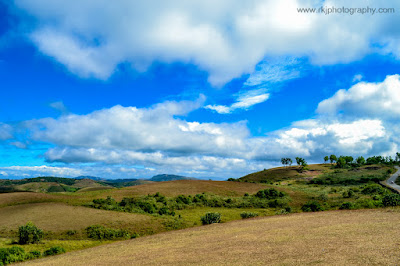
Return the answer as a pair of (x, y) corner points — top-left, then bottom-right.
(386, 166), (400, 192)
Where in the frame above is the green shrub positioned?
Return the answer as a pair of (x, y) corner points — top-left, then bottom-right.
(342, 189), (355, 198)
(0, 247), (27, 265)
(47, 185), (65, 192)
(43, 246), (65, 256)
(301, 201), (323, 212)
(66, 230), (77, 236)
(86, 225), (130, 240)
(268, 199), (288, 208)
(318, 193), (328, 201)
(339, 202), (354, 210)
(29, 250), (41, 258)
(18, 222), (43, 244)
(240, 212), (259, 219)
(361, 184), (385, 195)
(201, 212), (221, 225)
(355, 198), (380, 208)
(255, 188), (285, 199)
(382, 194), (400, 207)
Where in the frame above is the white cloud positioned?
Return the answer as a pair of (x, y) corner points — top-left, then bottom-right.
(11, 0), (400, 86)
(0, 123), (12, 140)
(2, 77), (399, 178)
(352, 74), (363, 83)
(317, 74), (400, 119)
(25, 92), (396, 175)
(244, 57), (303, 87)
(49, 101), (69, 114)
(29, 99), (250, 159)
(0, 165), (83, 178)
(205, 89), (270, 114)
(10, 141), (27, 149)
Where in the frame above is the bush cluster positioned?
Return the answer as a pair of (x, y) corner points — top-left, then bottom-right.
(301, 201), (323, 212)
(310, 175), (385, 185)
(255, 188), (286, 199)
(201, 212), (221, 225)
(43, 246), (66, 256)
(339, 202), (354, 210)
(85, 225), (131, 240)
(0, 246), (65, 265)
(90, 189), (291, 216)
(361, 184), (385, 195)
(240, 212), (259, 219)
(382, 194), (400, 207)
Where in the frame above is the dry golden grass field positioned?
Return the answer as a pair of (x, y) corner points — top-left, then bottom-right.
(0, 202), (163, 236)
(0, 192), (60, 207)
(97, 180), (267, 200)
(22, 208), (400, 265)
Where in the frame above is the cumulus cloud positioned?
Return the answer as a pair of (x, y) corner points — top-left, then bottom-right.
(317, 74), (400, 119)
(205, 89), (270, 114)
(10, 0), (400, 86)
(264, 119), (389, 158)
(29, 99), (250, 159)
(1, 77), (399, 178)
(23, 83), (398, 177)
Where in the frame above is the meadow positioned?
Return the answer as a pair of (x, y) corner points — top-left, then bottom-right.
(21, 208), (400, 265)
(1, 163), (399, 264)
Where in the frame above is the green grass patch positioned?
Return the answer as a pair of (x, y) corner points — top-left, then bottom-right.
(0, 238), (109, 253)
(175, 207), (273, 225)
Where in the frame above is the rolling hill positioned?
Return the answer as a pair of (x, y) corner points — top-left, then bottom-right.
(21, 208), (400, 265)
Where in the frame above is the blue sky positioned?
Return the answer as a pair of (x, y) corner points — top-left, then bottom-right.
(1, 0), (400, 179)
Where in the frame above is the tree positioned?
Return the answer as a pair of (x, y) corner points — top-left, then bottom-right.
(329, 154), (337, 164)
(281, 158), (293, 167)
(343, 156), (354, 164)
(324, 156), (329, 164)
(295, 157), (302, 166)
(356, 156), (365, 166)
(295, 157), (308, 168)
(18, 222), (43, 244)
(336, 157), (346, 168)
(395, 152), (400, 163)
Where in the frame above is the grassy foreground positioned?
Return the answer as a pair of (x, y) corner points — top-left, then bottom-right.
(21, 208), (400, 265)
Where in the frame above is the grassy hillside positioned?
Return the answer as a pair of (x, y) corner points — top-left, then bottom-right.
(0, 203), (165, 237)
(238, 163), (392, 183)
(0, 192), (60, 208)
(106, 180), (266, 198)
(21, 208), (400, 265)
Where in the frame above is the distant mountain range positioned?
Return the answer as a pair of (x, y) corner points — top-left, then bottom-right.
(0, 174), (199, 193)
(76, 174), (197, 182)
(149, 174), (198, 182)
(75, 176), (105, 181)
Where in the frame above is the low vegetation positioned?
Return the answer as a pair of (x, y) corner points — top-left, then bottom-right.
(0, 153), (399, 264)
(0, 245), (66, 265)
(200, 212), (221, 225)
(88, 188), (291, 217)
